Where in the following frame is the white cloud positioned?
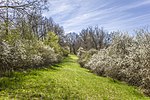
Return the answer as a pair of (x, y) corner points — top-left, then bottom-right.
(43, 0), (150, 33)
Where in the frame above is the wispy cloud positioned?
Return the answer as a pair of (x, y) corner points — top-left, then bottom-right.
(43, 0), (150, 33)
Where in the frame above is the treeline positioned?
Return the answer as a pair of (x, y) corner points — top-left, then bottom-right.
(65, 26), (112, 54)
(70, 26), (150, 96)
(0, 0), (69, 75)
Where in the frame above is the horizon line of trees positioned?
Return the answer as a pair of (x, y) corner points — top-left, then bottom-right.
(65, 26), (113, 54)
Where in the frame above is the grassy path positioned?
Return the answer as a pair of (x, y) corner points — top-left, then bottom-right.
(0, 55), (149, 100)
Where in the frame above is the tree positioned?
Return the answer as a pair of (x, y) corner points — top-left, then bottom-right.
(66, 26), (111, 52)
(44, 31), (62, 53)
(79, 26), (107, 50)
(0, 0), (48, 35)
(66, 32), (80, 54)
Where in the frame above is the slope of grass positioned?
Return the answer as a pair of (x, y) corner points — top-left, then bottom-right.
(0, 55), (149, 100)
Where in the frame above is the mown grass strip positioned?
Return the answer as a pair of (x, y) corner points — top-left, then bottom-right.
(0, 55), (149, 100)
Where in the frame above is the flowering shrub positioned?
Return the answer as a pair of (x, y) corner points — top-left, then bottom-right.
(77, 48), (98, 67)
(82, 31), (150, 96)
(0, 37), (61, 74)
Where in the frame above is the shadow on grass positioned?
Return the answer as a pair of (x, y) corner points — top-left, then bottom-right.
(62, 56), (78, 63)
(0, 71), (29, 91)
(0, 55), (75, 92)
(0, 64), (61, 92)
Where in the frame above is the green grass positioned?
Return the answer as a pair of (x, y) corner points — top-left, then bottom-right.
(0, 55), (149, 100)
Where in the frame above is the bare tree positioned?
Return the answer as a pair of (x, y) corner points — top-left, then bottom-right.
(67, 26), (110, 52)
(79, 26), (107, 50)
(0, 0), (48, 34)
(66, 32), (80, 54)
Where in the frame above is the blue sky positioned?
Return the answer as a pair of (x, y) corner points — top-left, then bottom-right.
(43, 0), (150, 33)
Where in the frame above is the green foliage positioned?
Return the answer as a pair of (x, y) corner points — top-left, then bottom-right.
(61, 47), (70, 57)
(0, 55), (149, 99)
(44, 31), (62, 54)
(4, 31), (20, 45)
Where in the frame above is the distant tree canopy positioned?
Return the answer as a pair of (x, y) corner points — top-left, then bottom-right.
(65, 26), (113, 54)
(65, 32), (80, 54)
